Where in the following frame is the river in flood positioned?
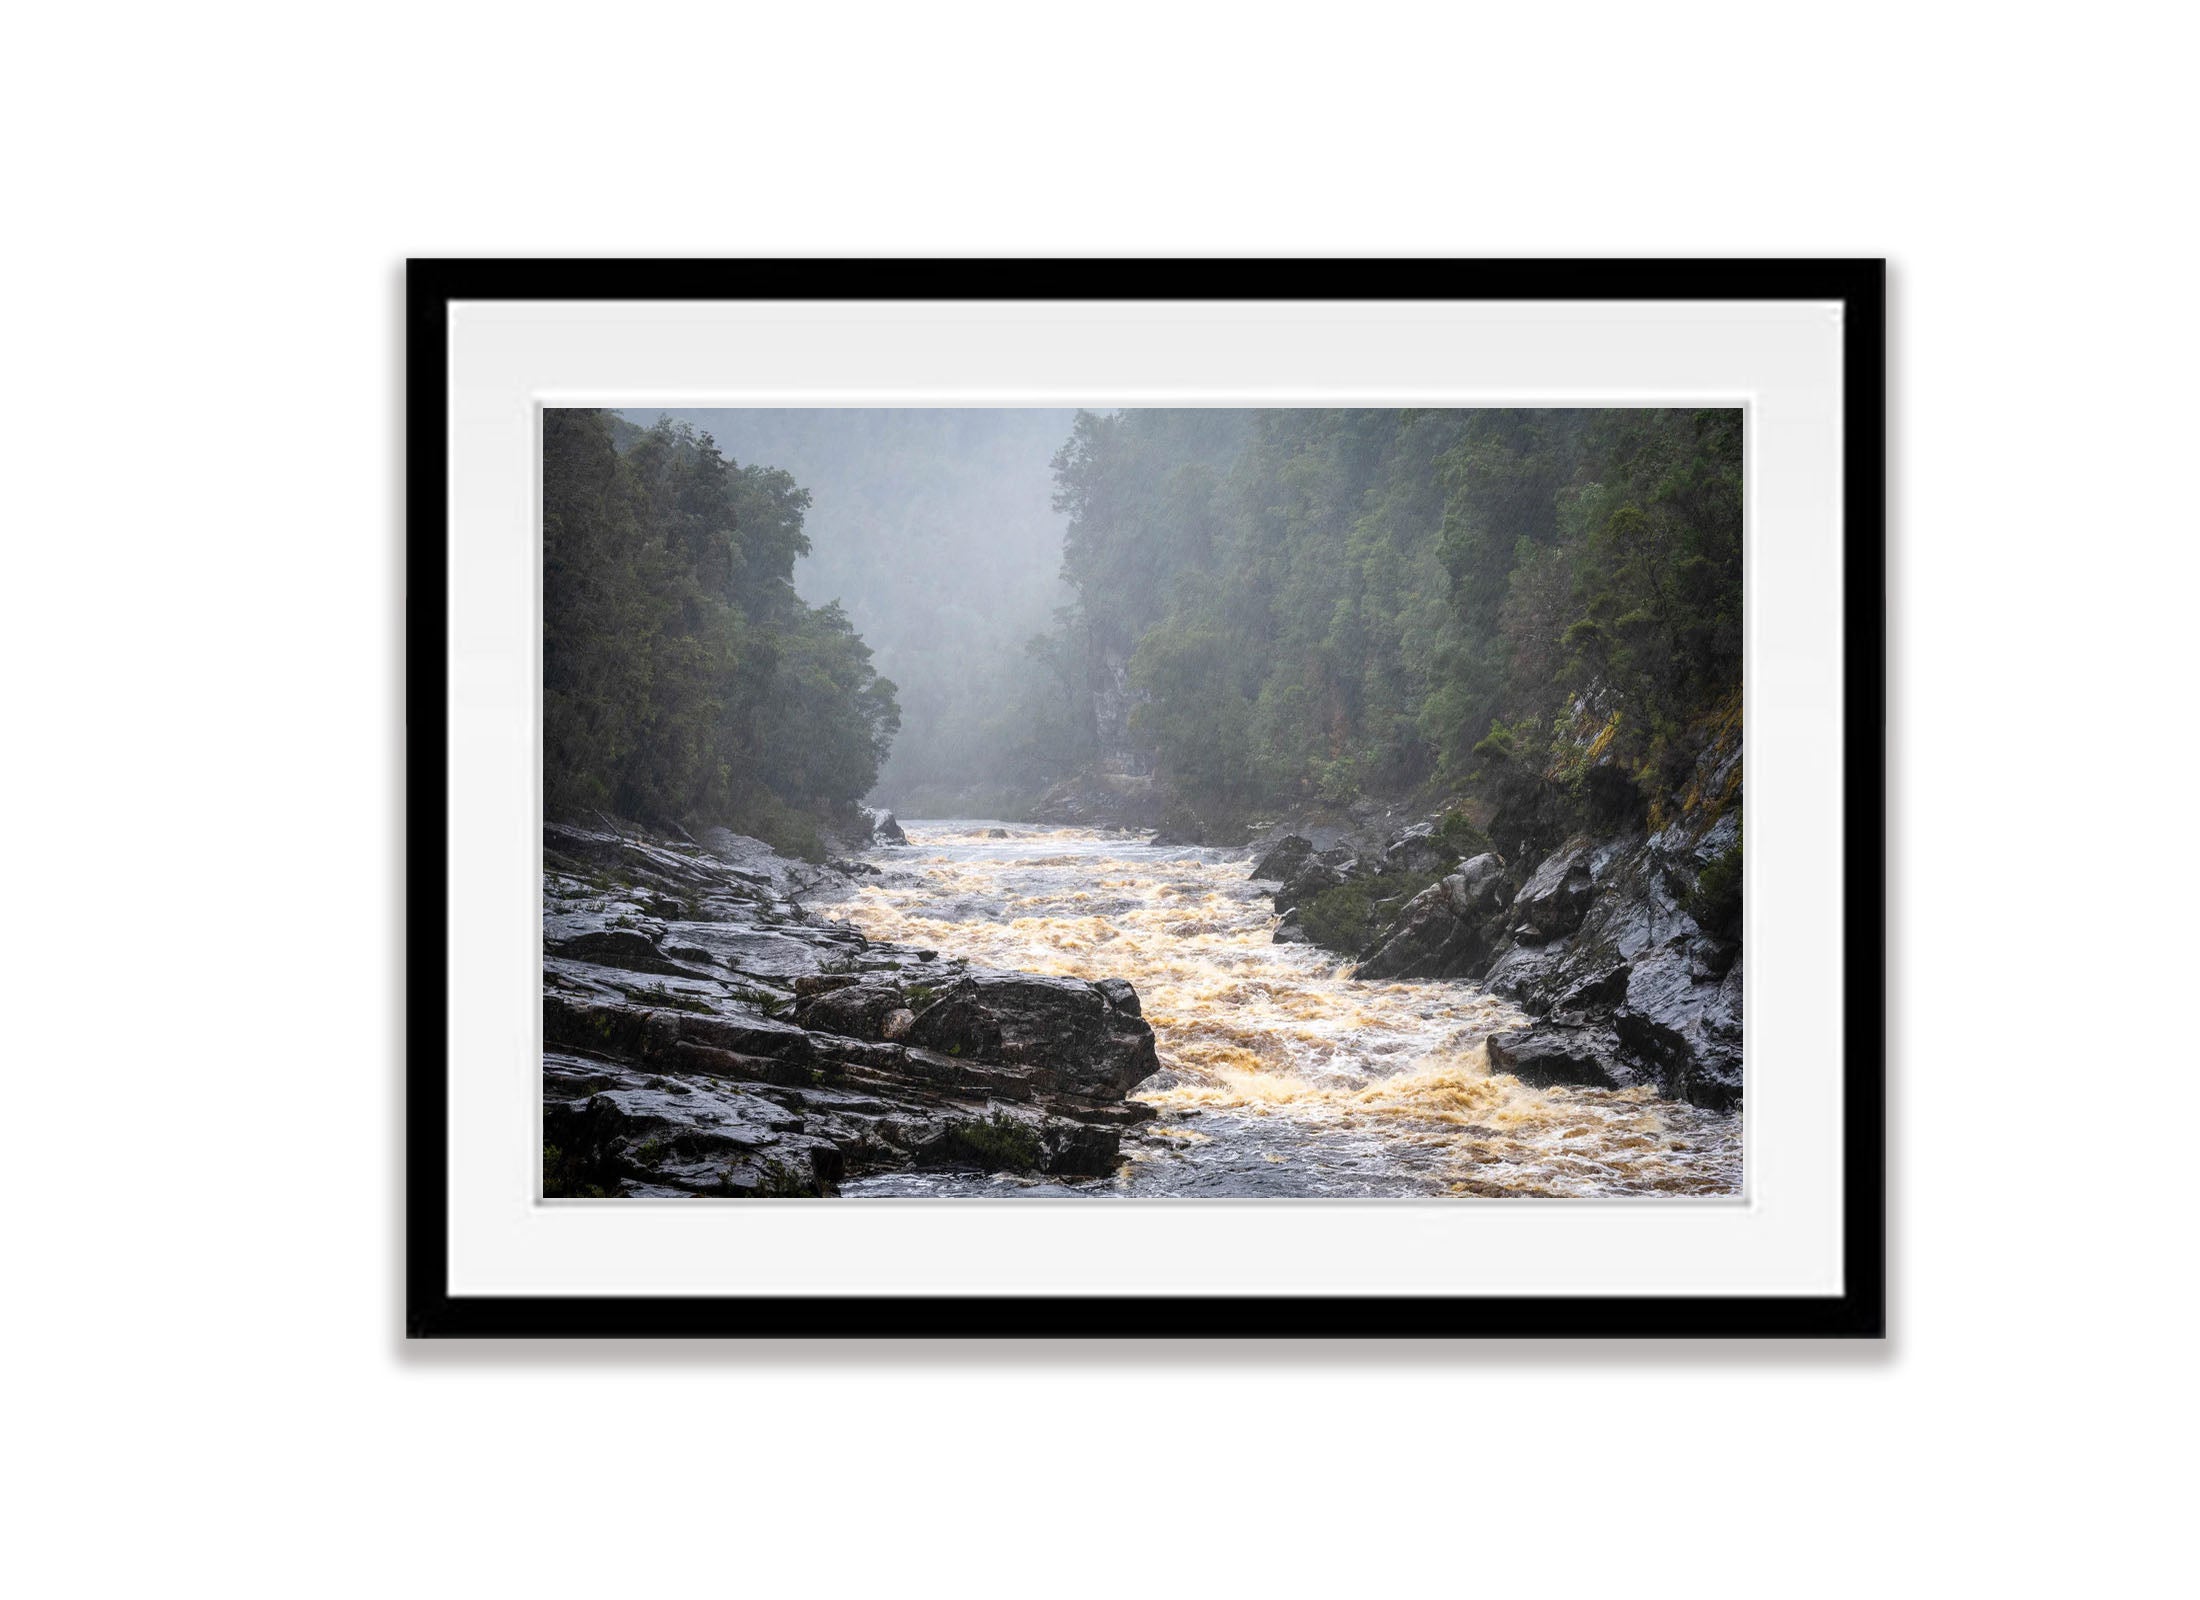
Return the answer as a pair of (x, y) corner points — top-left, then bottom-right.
(823, 822), (1742, 1199)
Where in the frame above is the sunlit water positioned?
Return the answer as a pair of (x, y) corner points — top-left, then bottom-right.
(822, 822), (1742, 1199)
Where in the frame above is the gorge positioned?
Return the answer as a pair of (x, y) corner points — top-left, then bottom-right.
(541, 404), (1746, 1199)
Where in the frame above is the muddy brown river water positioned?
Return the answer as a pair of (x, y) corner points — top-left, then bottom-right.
(822, 822), (1741, 1198)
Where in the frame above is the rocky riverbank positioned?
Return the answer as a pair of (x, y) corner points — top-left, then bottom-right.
(541, 818), (1158, 1198)
(1243, 731), (1744, 1112)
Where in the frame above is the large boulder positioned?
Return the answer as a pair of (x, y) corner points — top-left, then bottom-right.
(1475, 815), (1743, 1110)
(1483, 951), (1740, 1109)
(1249, 834), (1315, 883)
(1271, 845), (1364, 913)
(1355, 854), (1509, 980)
(1612, 948), (1744, 1110)
(1273, 856), (1346, 912)
(905, 972), (1160, 1100)
(1507, 839), (1605, 943)
(1485, 1025), (1650, 1093)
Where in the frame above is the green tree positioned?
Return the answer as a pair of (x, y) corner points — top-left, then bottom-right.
(541, 411), (899, 852)
(1025, 405), (1743, 841)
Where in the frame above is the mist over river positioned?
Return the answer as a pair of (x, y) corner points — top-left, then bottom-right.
(822, 823), (1742, 1198)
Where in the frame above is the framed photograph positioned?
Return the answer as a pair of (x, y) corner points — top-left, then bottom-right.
(407, 259), (1884, 1337)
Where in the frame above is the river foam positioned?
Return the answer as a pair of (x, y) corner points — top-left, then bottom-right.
(822, 822), (1742, 1198)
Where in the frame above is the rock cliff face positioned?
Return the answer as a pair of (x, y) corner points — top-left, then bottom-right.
(1479, 804), (1741, 1111)
(1024, 631), (1167, 828)
(541, 820), (1157, 1197)
(1244, 732), (1743, 1112)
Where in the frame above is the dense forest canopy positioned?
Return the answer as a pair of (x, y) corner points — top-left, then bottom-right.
(1027, 407), (1743, 845)
(545, 406), (1741, 855)
(543, 409), (899, 857)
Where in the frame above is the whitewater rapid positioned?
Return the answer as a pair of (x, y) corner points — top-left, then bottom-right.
(822, 822), (1742, 1198)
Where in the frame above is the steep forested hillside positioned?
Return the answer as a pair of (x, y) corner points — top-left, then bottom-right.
(543, 409), (899, 858)
(552, 403), (1742, 864)
(618, 408), (1076, 812)
(1027, 408), (1743, 854)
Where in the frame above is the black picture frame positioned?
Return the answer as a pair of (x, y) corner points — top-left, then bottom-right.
(406, 258), (1885, 1339)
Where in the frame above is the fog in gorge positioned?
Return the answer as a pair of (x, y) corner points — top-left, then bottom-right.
(618, 407), (1081, 814)
(588, 404), (1743, 872)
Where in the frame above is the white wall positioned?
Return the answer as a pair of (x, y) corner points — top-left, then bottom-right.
(5, 3), (2188, 1595)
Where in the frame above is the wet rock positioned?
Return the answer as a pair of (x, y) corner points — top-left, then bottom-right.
(540, 818), (1161, 1195)
(1472, 778), (1743, 1110)
(985, 827), (1011, 839)
(1249, 834), (1314, 883)
(867, 806), (910, 845)
(542, 1059), (845, 1197)
(1355, 853), (1509, 980)
(1351, 895), (1456, 978)
(663, 926), (840, 980)
(1481, 911), (1739, 1110)
(678, 1008), (818, 1062)
(1480, 939), (1569, 1012)
(1688, 806), (1742, 871)
(1552, 961), (1632, 1014)
(1508, 838), (1610, 943)
(544, 922), (693, 976)
(1273, 847), (1361, 913)
(1244, 728), (1744, 1118)
(1381, 822), (1460, 879)
(1687, 934), (1740, 981)
(1453, 852), (1507, 904)
(906, 972), (1160, 1100)
(1094, 977), (1142, 1017)
(792, 978), (911, 1041)
(1613, 949), (1743, 1111)
(1485, 1025), (1650, 1093)
(1037, 1117), (1125, 1176)
(693, 827), (812, 891)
